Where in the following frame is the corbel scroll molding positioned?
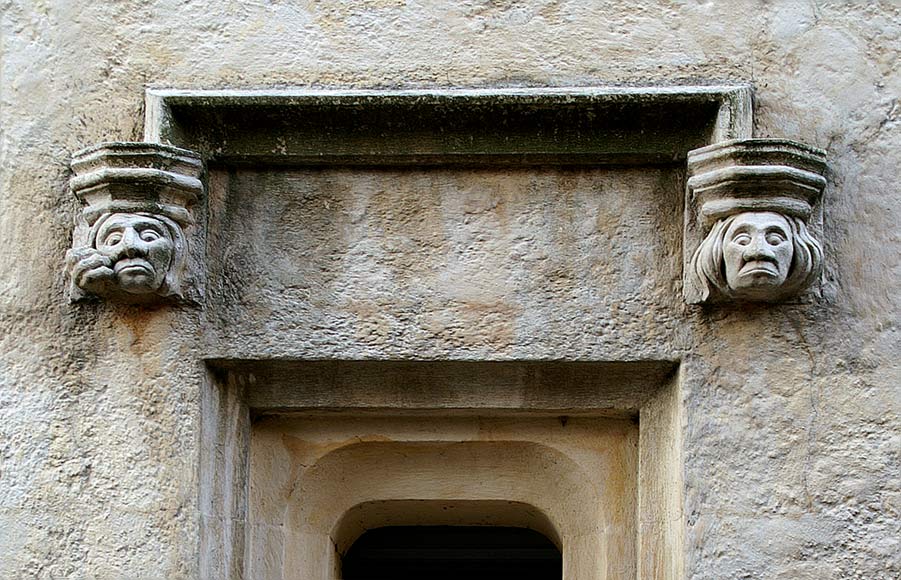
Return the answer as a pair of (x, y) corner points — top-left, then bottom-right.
(66, 142), (204, 304)
(683, 139), (828, 304)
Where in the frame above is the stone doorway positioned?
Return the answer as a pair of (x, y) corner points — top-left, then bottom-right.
(201, 360), (682, 579)
(182, 88), (732, 579)
(248, 413), (637, 578)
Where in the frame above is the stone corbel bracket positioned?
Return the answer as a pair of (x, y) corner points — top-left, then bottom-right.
(66, 142), (204, 304)
(684, 139), (828, 304)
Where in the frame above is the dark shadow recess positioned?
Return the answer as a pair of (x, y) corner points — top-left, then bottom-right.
(341, 526), (562, 580)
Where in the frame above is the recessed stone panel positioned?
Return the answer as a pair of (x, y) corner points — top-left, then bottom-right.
(204, 166), (685, 360)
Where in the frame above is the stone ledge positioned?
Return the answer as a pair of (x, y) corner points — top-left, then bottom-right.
(206, 358), (678, 413)
(144, 86), (752, 166)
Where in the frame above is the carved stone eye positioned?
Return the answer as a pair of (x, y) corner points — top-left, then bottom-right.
(140, 229), (162, 242)
(766, 232), (786, 246)
(732, 233), (752, 246)
(102, 232), (123, 246)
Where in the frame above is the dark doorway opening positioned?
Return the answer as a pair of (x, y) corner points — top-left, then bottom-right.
(341, 525), (562, 580)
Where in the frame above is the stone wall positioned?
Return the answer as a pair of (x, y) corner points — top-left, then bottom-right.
(1, 1), (898, 578)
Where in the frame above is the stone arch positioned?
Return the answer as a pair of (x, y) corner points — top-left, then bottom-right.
(280, 440), (615, 579)
(333, 499), (563, 556)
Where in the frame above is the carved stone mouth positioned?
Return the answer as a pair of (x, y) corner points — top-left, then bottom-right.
(115, 260), (153, 275)
(740, 261), (778, 276)
(742, 268), (777, 276)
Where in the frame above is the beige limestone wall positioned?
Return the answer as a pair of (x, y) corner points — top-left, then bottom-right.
(1, 1), (899, 579)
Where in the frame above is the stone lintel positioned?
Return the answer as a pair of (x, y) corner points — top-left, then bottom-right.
(144, 86), (753, 166)
(206, 358), (678, 414)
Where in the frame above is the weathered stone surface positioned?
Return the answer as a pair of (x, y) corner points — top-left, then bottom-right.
(142, 86), (752, 165)
(66, 142), (203, 304)
(1, 1), (898, 579)
(684, 139), (827, 304)
(249, 415), (638, 578)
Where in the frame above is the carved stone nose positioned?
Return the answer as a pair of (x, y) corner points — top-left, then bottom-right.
(122, 228), (145, 258)
(743, 235), (775, 260)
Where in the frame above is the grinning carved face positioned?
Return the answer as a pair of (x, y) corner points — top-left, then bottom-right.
(722, 212), (794, 299)
(95, 213), (175, 294)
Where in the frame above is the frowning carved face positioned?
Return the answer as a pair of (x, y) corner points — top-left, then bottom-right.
(722, 212), (794, 299)
(95, 213), (174, 294)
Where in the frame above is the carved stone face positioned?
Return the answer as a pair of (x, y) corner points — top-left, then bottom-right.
(722, 212), (794, 298)
(95, 213), (174, 294)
